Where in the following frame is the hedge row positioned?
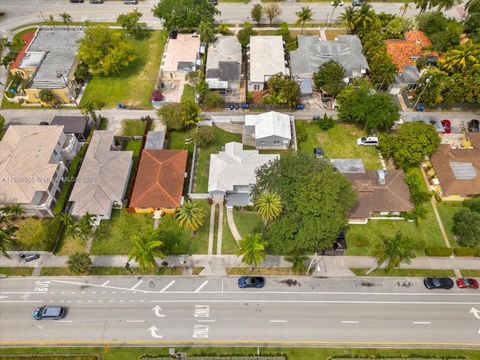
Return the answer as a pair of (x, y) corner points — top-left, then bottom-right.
(425, 247), (480, 257)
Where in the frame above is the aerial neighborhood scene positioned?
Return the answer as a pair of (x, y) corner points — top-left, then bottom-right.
(0, 0), (480, 358)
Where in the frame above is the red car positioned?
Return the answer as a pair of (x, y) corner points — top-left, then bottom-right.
(441, 119), (451, 134)
(456, 278), (479, 289)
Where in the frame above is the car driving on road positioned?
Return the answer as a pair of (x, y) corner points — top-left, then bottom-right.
(423, 277), (454, 290)
(33, 306), (66, 320)
(238, 276), (265, 288)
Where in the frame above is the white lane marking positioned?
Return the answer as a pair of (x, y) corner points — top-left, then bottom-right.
(81, 292), (85, 294)
(221, 278), (224, 293)
(102, 291), (107, 294)
(194, 281), (209, 293)
(198, 319), (216, 323)
(0, 295), (8, 299)
(413, 321), (431, 325)
(150, 299), (480, 305)
(130, 280), (143, 290)
(470, 307), (480, 319)
(88, 300), (92, 303)
(102, 280), (110, 286)
(341, 320), (359, 324)
(77, 300), (82, 303)
(56, 320), (73, 323)
(269, 320), (288, 323)
(193, 324), (209, 338)
(129, 300), (135, 303)
(71, 292), (76, 294)
(148, 325), (163, 339)
(152, 305), (165, 318)
(120, 300), (124, 303)
(160, 280), (175, 293)
(109, 300), (114, 303)
(126, 320), (145, 323)
(112, 291), (117, 294)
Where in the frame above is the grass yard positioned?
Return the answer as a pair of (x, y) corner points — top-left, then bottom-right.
(40, 267), (185, 276)
(233, 209), (263, 239)
(57, 233), (86, 256)
(222, 210), (239, 254)
(121, 119), (146, 136)
(0, 267), (33, 276)
(346, 168), (445, 256)
(1, 347), (477, 360)
(462, 270), (480, 277)
(436, 201), (465, 248)
(80, 30), (167, 109)
(194, 126), (243, 193)
(166, 130), (195, 153)
(181, 84), (195, 103)
(350, 268), (456, 277)
(125, 140), (143, 198)
(296, 121), (382, 170)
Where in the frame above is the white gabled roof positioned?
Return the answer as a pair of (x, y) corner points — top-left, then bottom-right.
(249, 36), (288, 83)
(208, 142), (279, 193)
(245, 111), (292, 140)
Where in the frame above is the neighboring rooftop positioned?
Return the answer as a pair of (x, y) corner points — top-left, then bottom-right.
(245, 111), (292, 140)
(24, 28), (84, 89)
(290, 35), (369, 78)
(51, 115), (91, 138)
(10, 32), (36, 70)
(69, 131), (133, 218)
(344, 170), (413, 219)
(129, 150), (188, 209)
(249, 36), (288, 83)
(208, 142), (279, 193)
(385, 30), (435, 72)
(161, 33), (200, 73)
(144, 131), (166, 150)
(206, 36), (242, 82)
(430, 135), (480, 197)
(0, 125), (64, 204)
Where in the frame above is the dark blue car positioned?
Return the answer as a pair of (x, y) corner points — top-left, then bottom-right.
(238, 276), (265, 288)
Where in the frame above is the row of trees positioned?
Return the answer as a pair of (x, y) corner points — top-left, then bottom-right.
(453, 197), (480, 247)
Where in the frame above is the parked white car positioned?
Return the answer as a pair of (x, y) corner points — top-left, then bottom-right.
(356, 136), (379, 146)
(331, 0), (345, 5)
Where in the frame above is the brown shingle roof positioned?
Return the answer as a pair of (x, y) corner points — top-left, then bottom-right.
(129, 149), (188, 209)
(344, 170), (414, 219)
(430, 140), (480, 197)
(385, 30), (435, 71)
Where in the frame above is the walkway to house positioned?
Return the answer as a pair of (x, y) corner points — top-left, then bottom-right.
(226, 207), (242, 243)
(207, 203), (217, 256)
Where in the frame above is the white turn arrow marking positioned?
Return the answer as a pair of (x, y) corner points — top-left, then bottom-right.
(470, 307), (480, 320)
(152, 305), (165, 318)
(148, 325), (163, 339)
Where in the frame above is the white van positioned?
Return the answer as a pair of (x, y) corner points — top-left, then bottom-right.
(356, 136), (379, 146)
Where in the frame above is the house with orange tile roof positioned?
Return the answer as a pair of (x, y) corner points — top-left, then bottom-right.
(129, 149), (188, 214)
(385, 30), (436, 72)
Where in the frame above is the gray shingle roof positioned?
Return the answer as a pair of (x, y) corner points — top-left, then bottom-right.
(206, 36), (242, 82)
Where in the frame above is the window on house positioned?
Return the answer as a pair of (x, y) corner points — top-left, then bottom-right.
(254, 85), (260, 91)
(273, 140), (280, 144)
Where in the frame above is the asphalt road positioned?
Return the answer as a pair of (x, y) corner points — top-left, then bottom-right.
(1, 276), (480, 347)
(0, 0), (465, 35)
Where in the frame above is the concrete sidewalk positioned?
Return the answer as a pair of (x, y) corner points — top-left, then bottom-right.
(1, 252), (479, 277)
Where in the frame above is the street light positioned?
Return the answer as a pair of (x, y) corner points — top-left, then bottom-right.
(56, 72), (80, 111)
(413, 76), (432, 111)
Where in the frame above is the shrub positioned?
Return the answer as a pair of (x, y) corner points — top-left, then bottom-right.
(296, 124), (307, 142)
(193, 126), (216, 147)
(67, 252), (92, 274)
(453, 208), (480, 247)
(425, 247), (453, 257)
(151, 89), (164, 102)
(203, 92), (225, 109)
(453, 247), (479, 256)
(405, 172), (432, 206)
(315, 114), (335, 131)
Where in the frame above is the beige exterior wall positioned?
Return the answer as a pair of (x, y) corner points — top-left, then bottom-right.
(24, 86), (72, 105)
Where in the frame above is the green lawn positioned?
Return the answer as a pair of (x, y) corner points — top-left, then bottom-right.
(166, 130), (195, 153)
(40, 267), (184, 276)
(296, 121), (382, 170)
(80, 30), (167, 109)
(121, 119), (146, 136)
(462, 270), (480, 277)
(350, 268), (456, 277)
(194, 126), (243, 193)
(233, 209), (263, 239)
(0, 267), (33, 276)
(222, 209), (239, 254)
(181, 84), (195, 103)
(436, 201), (465, 247)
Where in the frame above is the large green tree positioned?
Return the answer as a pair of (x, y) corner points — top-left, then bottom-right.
(78, 25), (135, 76)
(336, 83), (400, 132)
(264, 73), (301, 108)
(152, 0), (219, 32)
(0, 214), (18, 258)
(374, 232), (422, 272)
(439, 42), (480, 74)
(39, 89), (56, 105)
(157, 100), (201, 130)
(117, 9), (144, 38)
(313, 60), (346, 97)
(128, 231), (164, 271)
(379, 122), (440, 168)
(264, 3), (282, 26)
(237, 234), (266, 269)
(417, 12), (462, 52)
(252, 152), (356, 254)
(413, 0), (461, 12)
(198, 20), (216, 45)
(237, 22), (257, 47)
(174, 201), (206, 234)
(251, 4), (263, 25)
(453, 208), (480, 247)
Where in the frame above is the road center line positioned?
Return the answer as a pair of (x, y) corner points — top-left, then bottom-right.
(126, 320), (145, 323)
(195, 281), (209, 293)
(269, 320), (288, 323)
(198, 319), (216, 323)
(160, 280), (176, 293)
(130, 280), (143, 290)
(341, 320), (359, 324)
(56, 320), (73, 323)
(102, 281), (110, 286)
(413, 321), (432, 325)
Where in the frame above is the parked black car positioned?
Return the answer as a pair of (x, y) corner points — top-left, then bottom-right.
(468, 119), (479, 132)
(423, 277), (454, 290)
(70, 0), (84, 3)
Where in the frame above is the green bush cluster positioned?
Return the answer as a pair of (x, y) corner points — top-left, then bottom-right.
(425, 247), (453, 257)
(453, 247), (480, 257)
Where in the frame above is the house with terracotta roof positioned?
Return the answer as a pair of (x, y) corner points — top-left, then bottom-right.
(129, 150), (188, 214)
(385, 30), (437, 73)
(429, 133), (480, 199)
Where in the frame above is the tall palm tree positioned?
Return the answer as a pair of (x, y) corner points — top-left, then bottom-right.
(439, 42), (480, 74)
(436, 0), (461, 11)
(59, 12), (72, 30)
(77, 212), (95, 240)
(0, 215), (18, 258)
(198, 20), (216, 45)
(328, 0), (342, 26)
(254, 192), (283, 226)
(354, 3), (375, 33)
(128, 232), (163, 271)
(296, 6), (313, 34)
(465, 0), (480, 13)
(0, 204), (24, 219)
(60, 213), (78, 238)
(373, 232), (421, 272)
(175, 201), (206, 234)
(49, 14), (56, 28)
(339, 6), (358, 33)
(236, 233), (266, 270)
(399, 2), (411, 16)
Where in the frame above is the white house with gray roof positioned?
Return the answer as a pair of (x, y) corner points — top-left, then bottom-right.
(206, 36), (242, 97)
(244, 111), (292, 149)
(290, 35), (369, 85)
(69, 131), (133, 225)
(208, 142), (279, 206)
(248, 36), (289, 92)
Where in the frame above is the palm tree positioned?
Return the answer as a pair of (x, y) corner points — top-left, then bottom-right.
(198, 20), (216, 45)
(465, 0), (480, 13)
(175, 201), (206, 234)
(0, 215), (18, 258)
(254, 192), (283, 226)
(60, 213), (78, 238)
(128, 232), (163, 271)
(399, 2), (411, 16)
(0, 204), (24, 219)
(59, 12), (72, 30)
(77, 213), (95, 240)
(49, 14), (56, 28)
(296, 6), (313, 34)
(354, 3), (375, 33)
(328, 0), (342, 26)
(39, 89), (56, 106)
(236, 233), (266, 270)
(339, 6), (358, 33)
(439, 42), (480, 74)
(373, 232), (421, 272)
(436, 0), (461, 11)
